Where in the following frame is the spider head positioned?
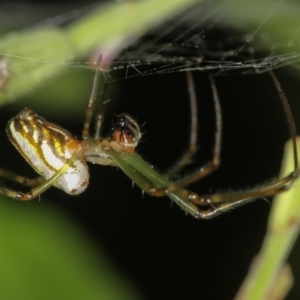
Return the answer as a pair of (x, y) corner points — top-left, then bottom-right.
(112, 113), (141, 153)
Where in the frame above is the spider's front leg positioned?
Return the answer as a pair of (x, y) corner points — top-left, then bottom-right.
(107, 139), (299, 219)
(105, 142), (226, 219)
(167, 189), (252, 219)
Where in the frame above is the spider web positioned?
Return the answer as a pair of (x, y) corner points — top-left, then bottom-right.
(106, 0), (300, 81)
(0, 0), (299, 82)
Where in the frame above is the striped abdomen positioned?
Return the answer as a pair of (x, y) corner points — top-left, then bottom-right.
(6, 108), (89, 195)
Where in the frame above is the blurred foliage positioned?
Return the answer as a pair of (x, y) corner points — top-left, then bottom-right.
(0, 0), (198, 105)
(0, 1), (200, 299)
(0, 198), (139, 300)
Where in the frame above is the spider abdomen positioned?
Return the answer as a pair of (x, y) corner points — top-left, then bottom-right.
(6, 108), (89, 195)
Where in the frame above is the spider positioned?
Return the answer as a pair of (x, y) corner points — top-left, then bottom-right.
(0, 56), (298, 219)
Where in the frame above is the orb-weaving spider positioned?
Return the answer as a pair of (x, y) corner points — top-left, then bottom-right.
(0, 56), (298, 219)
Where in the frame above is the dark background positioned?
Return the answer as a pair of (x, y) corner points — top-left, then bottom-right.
(1, 1), (300, 299)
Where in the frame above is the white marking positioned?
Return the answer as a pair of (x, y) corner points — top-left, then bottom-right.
(57, 160), (89, 195)
(32, 129), (39, 142)
(41, 140), (68, 170)
(46, 124), (70, 137)
(10, 123), (48, 175)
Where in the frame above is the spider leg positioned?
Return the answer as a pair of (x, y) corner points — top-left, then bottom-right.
(0, 147), (81, 201)
(155, 75), (222, 194)
(148, 71), (298, 201)
(105, 142), (201, 217)
(105, 141), (252, 219)
(94, 80), (108, 140)
(167, 70), (300, 217)
(107, 140), (299, 219)
(184, 150), (299, 219)
(0, 168), (44, 187)
(82, 55), (103, 139)
(167, 188), (254, 219)
(169, 75), (222, 187)
(197, 165), (298, 207)
(164, 71), (198, 178)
